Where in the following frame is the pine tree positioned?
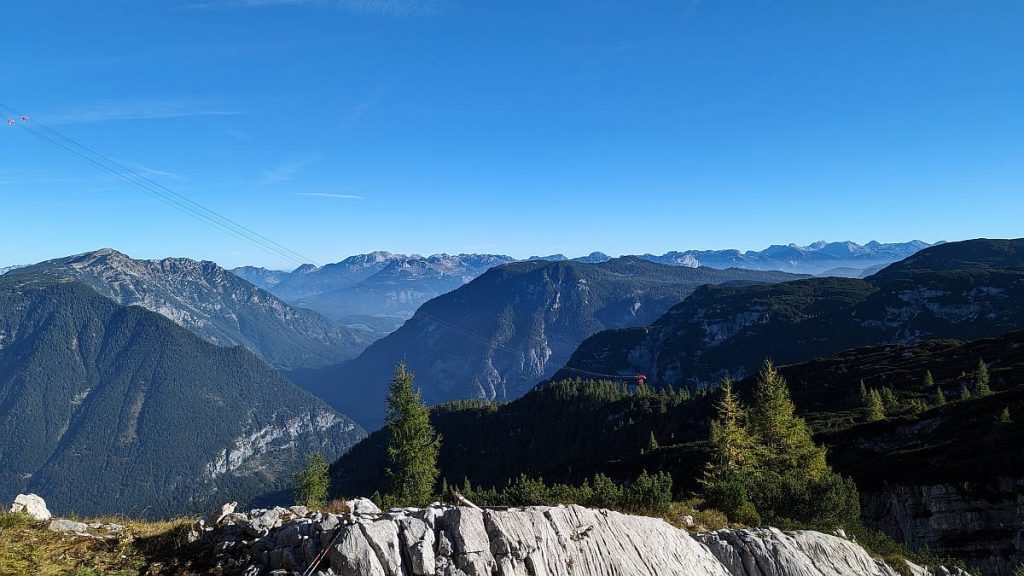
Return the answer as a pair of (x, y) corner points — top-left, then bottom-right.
(880, 386), (899, 413)
(385, 363), (442, 505)
(923, 370), (935, 388)
(866, 389), (886, 421)
(747, 361), (827, 479)
(859, 380), (869, 405)
(960, 384), (972, 401)
(647, 431), (659, 451)
(294, 453), (330, 508)
(703, 378), (755, 483)
(975, 359), (992, 397)
(935, 387), (947, 406)
(999, 407), (1012, 424)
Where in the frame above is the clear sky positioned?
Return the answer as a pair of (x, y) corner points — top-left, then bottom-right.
(1, 1), (1021, 269)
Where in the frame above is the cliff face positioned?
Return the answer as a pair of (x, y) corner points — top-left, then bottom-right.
(862, 478), (1024, 576)
(197, 501), (968, 576)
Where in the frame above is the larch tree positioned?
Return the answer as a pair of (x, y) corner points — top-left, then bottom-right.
(747, 361), (828, 480)
(384, 363), (442, 506)
(703, 378), (755, 483)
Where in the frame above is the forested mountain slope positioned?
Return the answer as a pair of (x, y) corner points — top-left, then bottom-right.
(0, 275), (365, 518)
(293, 257), (801, 428)
(332, 330), (1024, 574)
(556, 238), (1024, 389)
(11, 249), (363, 369)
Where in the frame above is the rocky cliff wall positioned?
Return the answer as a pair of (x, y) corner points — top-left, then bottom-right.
(862, 477), (1024, 576)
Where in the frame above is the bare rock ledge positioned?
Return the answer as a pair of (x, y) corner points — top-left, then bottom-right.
(194, 500), (970, 576)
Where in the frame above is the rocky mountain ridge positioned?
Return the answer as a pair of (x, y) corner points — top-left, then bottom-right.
(556, 239), (1024, 389)
(230, 240), (930, 324)
(292, 258), (802, 429)
(235, 252), (516, 322)
(639, 240), (935, 275)
(9, 249), (364, 369)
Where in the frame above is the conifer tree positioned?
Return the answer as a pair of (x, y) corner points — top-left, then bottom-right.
(294, 453), (330, 508)
(866, 389), (886, 421)
(999, 407), (1012, 424)
(647, 431), (659, 451)
(880, 386), (899, 413)
(747, 361), (827, 479)
(703, 378), (755, 483)
(960, 384), (972, 401)
(859, 380), (869, 404)
(935, 387), (947, 406)
(976, 359), (992, 397)
(385, 363), (442, 505)
(923, 370), (935, 388)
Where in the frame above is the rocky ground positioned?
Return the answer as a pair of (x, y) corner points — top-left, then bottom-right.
(1, 493), (973, 576)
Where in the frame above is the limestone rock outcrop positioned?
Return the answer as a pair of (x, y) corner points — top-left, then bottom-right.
(11, 493), (51, 521)
(196, 502), (969, 576)
(862, 478), (1024, 576)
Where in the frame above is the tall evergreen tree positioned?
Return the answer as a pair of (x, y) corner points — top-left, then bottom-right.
(880, 386), (899, 413)
(935, 387), (947, 406)
(747, 361), (827, 479)
(647, 431), (659, 451)
(999, 407), (1013, 424)
(976, 359), (992, 397)
(923, 370), (935, 388)
(703, 378), (755, 482)
(294, 453), (330, 509)
(384, 363), (442, 505)
(859, 380), (869, 405)
(866, 389), (886, 421)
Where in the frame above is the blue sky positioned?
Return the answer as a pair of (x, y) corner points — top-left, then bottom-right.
(1, 0), (1022, 269)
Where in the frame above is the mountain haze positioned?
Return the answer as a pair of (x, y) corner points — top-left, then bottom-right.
(233, 252), (516, 322)
(639, 240), (933, 275)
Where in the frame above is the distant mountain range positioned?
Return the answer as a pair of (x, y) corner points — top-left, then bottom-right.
(636, 240), (936, 275)
(292, 258), (803, 428)
(554, 239), (1024, 389)
(9, 249), (367, 370)
(0, 272), (365, 517)
(0, 264), (25, 275)
(231, 241), (931, 325)
(233, 252), (516, 322)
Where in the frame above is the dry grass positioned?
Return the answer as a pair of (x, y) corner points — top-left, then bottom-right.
(664, 500), (731, 532)
(0, 511), (206, 576)
(320, 499), (351, 515)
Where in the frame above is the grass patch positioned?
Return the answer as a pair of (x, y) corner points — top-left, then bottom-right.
(0, 511), (206, 576)
(664, 499), (731, 531)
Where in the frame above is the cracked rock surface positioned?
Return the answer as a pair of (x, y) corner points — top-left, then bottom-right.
(198, 501), (970, 576)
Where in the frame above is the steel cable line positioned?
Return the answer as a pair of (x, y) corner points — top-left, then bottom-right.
(4, 104), (639, 384)
(11, 121), (311, 267)
(7, 121), (296, 260)
(0, 102), (316, 268)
